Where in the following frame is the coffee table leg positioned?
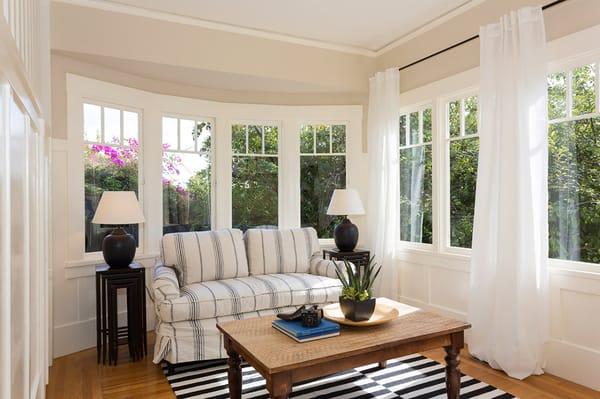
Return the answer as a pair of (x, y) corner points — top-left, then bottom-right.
(444, 332), (464, 399)
(225, 338), (242, 399)
(378, 360), (387, 369)
(268, 373), (292, 399)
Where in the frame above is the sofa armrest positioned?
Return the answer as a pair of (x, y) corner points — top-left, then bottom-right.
(309, 255), (354, 280)
(153, 264), (181, 301)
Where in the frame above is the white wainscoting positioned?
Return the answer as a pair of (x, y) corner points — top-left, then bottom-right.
(394, 252), (600, 391)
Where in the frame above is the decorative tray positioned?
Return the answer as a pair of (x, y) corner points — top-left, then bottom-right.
(323, 302), (399, 327)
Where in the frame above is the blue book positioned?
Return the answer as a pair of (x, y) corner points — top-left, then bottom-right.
(272, 319), (339, 340)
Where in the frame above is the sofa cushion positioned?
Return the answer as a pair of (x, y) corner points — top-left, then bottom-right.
(156, 273), (342, 323)
(160, 229), (248, 285)
(244, 227), (320, 275)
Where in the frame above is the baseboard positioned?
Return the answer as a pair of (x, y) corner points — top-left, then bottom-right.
(53, 305), (155, 358)
(545, 339), (600, 391)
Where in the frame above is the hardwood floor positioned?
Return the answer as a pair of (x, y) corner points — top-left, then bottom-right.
(46, 334), (599, 399)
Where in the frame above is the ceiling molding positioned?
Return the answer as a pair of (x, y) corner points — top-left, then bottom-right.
(53, 0), (483, 58)
(374, 0), (486, 57)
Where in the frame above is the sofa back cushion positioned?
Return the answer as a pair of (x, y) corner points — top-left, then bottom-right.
(161, 229), (249, 285)
(245, 227), (320, 275)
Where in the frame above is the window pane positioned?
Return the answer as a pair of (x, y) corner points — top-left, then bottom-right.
(84, 143), (139, 252)
(232, 157), (278, 230)
(548, 72), (567, 120)
(163, 152), (211, 234)
(399, 144), (432, 244)
(450, 137), (479, 248)
(300, 125), (314, 153)
(464, 96), (478, 135)
(572, 64), (596, 116)
(248, 125), (263, 154)
(231, 124), (246, 154)
(83, 103), (101, 142)
(162, 117), (178, 150)
(315, 124), (330, 153)
(300, 155), (345, 238)
(264, 126), (278, 155)
(123, 111), (138, 142)
(422, 108), (432, 143)
(332, 125), (346, 153)
(548, 117), (600, 264)
(179, 119), (196, 152)
(104, 107), (121, 144)
(448, 100), (460, 137)
(399, 115), (406, 147)
(409, 112), (419, 144)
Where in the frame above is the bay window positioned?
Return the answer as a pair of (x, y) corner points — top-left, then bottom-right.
(162, 116), (213, 234)
(83, 103), (140, 253)
(548, 62), (600, 264)
(300, 123), (346, 238)
(399, 107), (432, 244)
(231, 123), (279, 231)
(447, 95), (479, 249)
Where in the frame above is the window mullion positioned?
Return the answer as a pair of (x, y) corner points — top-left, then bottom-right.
(567, 69), (573, 118)
(460, 98), (465, 137)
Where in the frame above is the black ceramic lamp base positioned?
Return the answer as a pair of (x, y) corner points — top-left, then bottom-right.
(102, 227), (136, 268)
(334, 218), (359, 252)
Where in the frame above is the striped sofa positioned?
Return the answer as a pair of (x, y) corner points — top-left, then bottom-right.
(152, 227), (346, 365)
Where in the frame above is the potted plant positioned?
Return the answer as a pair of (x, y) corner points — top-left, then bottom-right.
(335, 257), (381, 322)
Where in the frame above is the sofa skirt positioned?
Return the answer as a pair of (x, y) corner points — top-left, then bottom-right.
(153, 303), (334, 364)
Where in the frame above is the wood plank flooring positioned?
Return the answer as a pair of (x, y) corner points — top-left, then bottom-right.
(46, 333), (599, 399)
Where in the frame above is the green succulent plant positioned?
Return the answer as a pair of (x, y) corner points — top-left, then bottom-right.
(335, 257), (381, 301)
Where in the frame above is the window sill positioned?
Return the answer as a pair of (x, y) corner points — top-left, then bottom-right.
(65, 252), (160, 269)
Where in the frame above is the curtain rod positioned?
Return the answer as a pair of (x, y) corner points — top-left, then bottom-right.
(398, 0), (569, 71)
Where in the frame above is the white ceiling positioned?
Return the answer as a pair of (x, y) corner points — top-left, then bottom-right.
(102, 0), (477, 53)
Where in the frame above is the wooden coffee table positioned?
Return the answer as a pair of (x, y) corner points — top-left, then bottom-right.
(217, 298), (471, 399)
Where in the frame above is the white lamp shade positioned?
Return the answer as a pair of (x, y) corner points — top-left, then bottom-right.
(92, 191), (145, 225)
(326, 189), (365, 216)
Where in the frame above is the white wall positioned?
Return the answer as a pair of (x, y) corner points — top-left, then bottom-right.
(51, 75), (367, 357)
(392, 25), (600, 391)
(0, 0), (52, 399)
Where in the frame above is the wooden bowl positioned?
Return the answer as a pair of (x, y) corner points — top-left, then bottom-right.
(323, 302), (399, 327)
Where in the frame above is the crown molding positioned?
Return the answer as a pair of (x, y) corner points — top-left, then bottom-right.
(374, 0), (486, 57)
(53, 0), (484, 58)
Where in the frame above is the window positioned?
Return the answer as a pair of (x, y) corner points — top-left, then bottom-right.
(548, 62), (600, 264)
(162, 116), (212, 234)
(447, 96), (479, 248)
(399, 107), (432, 244)
(231, 123), (278, 230)
(83, 103), (140, 253)
(300, 124), (346, 238)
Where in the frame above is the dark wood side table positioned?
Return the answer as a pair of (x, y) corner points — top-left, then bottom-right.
(323, 248), (370, 277)
(96, 262), (147, 365)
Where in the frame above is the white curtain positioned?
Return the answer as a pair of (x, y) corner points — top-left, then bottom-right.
(367, 68), (400, 299)
(469, 7), (549, 379)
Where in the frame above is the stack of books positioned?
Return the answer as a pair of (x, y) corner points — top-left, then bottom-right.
(272, 318), (340, 342)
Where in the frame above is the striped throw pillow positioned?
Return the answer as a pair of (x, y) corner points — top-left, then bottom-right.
(160, 229), (249, 285)
(244, 228), (320, 275)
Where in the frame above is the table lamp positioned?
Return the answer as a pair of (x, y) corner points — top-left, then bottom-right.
(92, 191), (145, 268)
(327, 188), (365, 252)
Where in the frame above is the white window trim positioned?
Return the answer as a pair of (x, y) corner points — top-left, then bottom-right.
(395, 23), (600, 273)
(65, 74), (365, 265)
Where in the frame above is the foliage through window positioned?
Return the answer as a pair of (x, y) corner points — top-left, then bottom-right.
(448, 96), (479, 249)
(548, 62), (600, 264)
(399, 107), (432, 244)
(83, 103), (139, 252)
(300, 124), (346, 238)
(231, 123), (279, 231)
(162, 116), (212, 235)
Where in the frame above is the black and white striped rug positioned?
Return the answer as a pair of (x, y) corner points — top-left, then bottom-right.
(164, 354), (516, 398)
